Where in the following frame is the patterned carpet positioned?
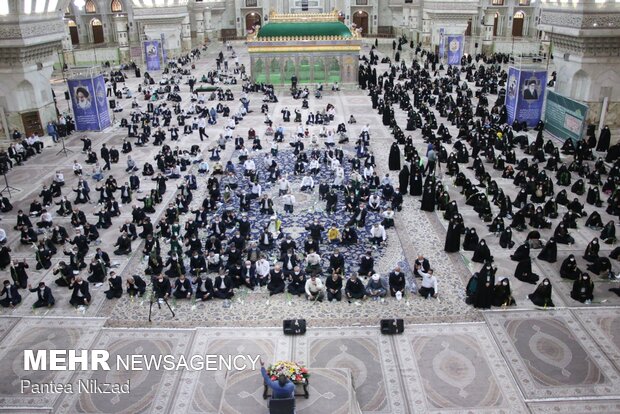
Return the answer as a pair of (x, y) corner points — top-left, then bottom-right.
(485, 310), (619, 399)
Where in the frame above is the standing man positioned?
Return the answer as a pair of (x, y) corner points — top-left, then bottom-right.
(259, 359), (295, 399)
(101, 143), (111, 171)
(198, 116), (208, 141)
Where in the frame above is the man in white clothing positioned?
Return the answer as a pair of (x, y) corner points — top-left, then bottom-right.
(282, 192), (295, 213)
(300, 175), (314, 192)
(417, 266), (438, 298)
(305, 274), (325, 301)
(370, 223), (386, 246)
(255, 256), (271, 287)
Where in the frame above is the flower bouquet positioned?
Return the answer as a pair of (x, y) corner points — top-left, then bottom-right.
(267, 361), (310, 384)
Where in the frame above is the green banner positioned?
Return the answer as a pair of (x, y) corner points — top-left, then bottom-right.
(543, 90), (588, 142)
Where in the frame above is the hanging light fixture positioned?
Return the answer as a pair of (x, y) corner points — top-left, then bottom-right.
(74, 0), (85, 10)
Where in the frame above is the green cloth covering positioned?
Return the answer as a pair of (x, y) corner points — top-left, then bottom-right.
(257, 21), (352, 38)
(195, 86), (219, 92)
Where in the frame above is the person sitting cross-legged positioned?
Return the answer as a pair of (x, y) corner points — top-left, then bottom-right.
(366, 273), (387, 300)
(345, 272), (366, 301)
(305, 273), (325, 302)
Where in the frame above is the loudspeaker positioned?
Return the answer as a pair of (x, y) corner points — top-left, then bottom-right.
(475, 42), (479, 48)
(109, 100), (116, 109)
(64, 91), (70, 100)
(283, 319), (306, 335)
(380, 319), (404, 335)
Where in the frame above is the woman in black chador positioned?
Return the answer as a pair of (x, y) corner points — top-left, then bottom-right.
(570, 273), (594, 303)
(472, 239), (493, 263)
(409, 166), (423, 196)
(420, 185), (435, 212)
(560, 254), (581, 280)
(499, 228), (515, 249)
(537, 237), (557, 263)
(510, 243), (530, 262)
(493, 278), (516, 307)
(388, 142), (401, 171)
(444, 214), (464, 253)
(596, 125), (611, 152)
(398, 164), (409, 195)
(528, 278), (554, 307)
(382, 105), (393, 126)
(514, 258), (540, 284)
(473, 263), (495, 309)
(462, 228), (479, 251)
(583, 238), (600, 262)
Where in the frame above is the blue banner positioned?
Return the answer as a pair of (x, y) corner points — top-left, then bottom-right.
(144, 40), (161, 71)
(68, 78), (99, 131)
(447, 35), (464, 65)
(507, 67), (547, 128)
(93, 74), (110, 130)
(439, 28), (445, 59)
(506, 67), (520, 126)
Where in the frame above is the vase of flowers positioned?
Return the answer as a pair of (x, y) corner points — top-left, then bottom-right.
(267, 361), (310, 385)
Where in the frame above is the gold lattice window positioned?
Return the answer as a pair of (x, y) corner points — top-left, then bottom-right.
(111, 0), (123, 12)
(85, 0), (96, 13)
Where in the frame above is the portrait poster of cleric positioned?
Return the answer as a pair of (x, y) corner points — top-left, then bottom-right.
(68, 79), (100, 131)
(516, 70), (547, 127)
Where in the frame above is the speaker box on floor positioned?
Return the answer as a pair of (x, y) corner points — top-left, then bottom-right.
(109, 100), (116, 109)
(283, 319), (306, 335)
(380, 319), (404, 335)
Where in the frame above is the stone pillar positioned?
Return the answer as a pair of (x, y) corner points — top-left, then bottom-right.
(203, 9), (213, 42)
(181, 15), (192, 51)
(421, 12), (431, 47)
(113, 15), (130, 62)
(538, 0), (620, 133)
(482, 10), (494, 54)
(0, 6), (67, 143)
(195, 11), (205, 44)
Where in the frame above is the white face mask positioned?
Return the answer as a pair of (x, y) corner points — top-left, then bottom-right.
(543, 281), (549, 286)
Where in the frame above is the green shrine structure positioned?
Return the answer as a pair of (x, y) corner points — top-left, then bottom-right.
(247, 11), (362, 85)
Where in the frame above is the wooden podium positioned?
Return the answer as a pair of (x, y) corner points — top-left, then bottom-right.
(263, 379), (309, 399)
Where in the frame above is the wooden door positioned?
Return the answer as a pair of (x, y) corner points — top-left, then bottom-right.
(245, 13), (261, 33)
(512, 15), (524, 37)
(69, 26), (79, 45)
(92, 23), (104, 44)
(493, 14), (499, 37)
(353, 11), (368, 36)
(21, 111), (43, 137)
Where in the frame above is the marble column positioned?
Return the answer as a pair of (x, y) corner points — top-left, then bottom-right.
(421, 12), (431, 47)
(0, 5), (67, 142)
(195, 11), (205, 44)
(538, 0), (620, 134)
(203, 8), (213, 42)
(113, 15), (130, 62)
(482, 10), (494, 54)
(181, 15), (192, 51)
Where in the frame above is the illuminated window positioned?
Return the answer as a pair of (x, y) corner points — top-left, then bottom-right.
(85, 0), (96, 13)
(491, 0), (504, 5)
(0, 0), (9, 15)
(48, 0), (59, 12)
(111, 0), (123, 12)
(519, 0), (530, 5)
(35, 0), (46, 13)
